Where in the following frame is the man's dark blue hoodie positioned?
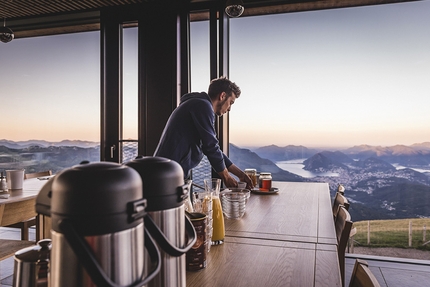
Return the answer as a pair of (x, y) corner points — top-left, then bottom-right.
(154, 92), (232, 178)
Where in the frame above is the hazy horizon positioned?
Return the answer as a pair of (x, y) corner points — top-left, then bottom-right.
(1, 138), (429, 151)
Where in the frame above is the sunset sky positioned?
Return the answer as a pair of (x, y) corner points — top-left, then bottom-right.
(1, 1), (429, 149)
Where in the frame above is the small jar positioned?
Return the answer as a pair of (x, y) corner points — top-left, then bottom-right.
(0, 172), (7, 191)
(259, 172), (272, 191)
(244, 168), (257, 187)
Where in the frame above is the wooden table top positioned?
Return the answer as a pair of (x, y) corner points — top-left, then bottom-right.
(225, 181), (337, 245)
(0, 177), (50, 227)
(0, 177), (49, 205)
(186, 181), (342, 287)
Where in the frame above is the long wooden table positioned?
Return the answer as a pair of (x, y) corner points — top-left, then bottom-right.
(0, 177), (51, 259)
(0, 177), (46, 228)
(186, 181), (342, 287)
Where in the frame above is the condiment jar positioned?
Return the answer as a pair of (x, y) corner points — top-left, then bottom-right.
(0, 172), (7, 191)
(259, 172), (272, 191)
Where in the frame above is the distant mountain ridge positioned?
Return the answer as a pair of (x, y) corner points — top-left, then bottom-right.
(249, 143), (430, 221)
(253, 142), (430, 167)
(1, 139), (429, 221)
(0, 139), (99, 149)
(229, 144), (304, 182)
(343, 143), (430, 166)
(253, 144), (320, 162)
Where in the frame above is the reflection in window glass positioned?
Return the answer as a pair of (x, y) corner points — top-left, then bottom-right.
(191, 20), (210, 92)
(122, 26), (139, 163)
(190, 20), (212, 186)
(123, 27), (138, 141)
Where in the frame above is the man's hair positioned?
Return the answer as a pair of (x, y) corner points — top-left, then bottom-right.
(207, 76), (241, 100)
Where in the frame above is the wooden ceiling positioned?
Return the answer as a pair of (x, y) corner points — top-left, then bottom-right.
(1, 0), (418, 38)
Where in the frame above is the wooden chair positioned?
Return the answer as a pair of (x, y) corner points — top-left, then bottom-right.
(338, 183), (345, 194)
(24, 170), (53, 179)
(348, 226), (357, 253)
(6, 170), (52, 241)
(333, 192), (350, 220)
(335, 205), (353, 287)
(349, 259), (381, 287)
(0, 239), (35, 261)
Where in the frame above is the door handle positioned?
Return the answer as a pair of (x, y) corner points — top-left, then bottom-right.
(110, 145), (116, 159)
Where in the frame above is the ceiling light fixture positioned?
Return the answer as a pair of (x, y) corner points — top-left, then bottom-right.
(1, 18), (14, 43)
(225, 0), (244, 18)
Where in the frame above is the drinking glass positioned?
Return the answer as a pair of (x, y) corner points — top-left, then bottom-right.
(204, 178), (224, 245)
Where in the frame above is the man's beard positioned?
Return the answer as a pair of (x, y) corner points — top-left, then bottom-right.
(215, 98), (228, 116)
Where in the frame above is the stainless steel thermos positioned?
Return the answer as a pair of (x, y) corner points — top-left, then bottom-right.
(35, 161), (161, 287)
(126, 156), (197, 287)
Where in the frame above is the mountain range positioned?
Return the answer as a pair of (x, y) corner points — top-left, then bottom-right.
(248, 143), (430, 221)
(0, 139), (99, 149)
(1, 140), (429, 221)
(253, 142), (430, 166)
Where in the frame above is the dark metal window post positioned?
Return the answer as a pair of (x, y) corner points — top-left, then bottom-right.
(100, 8), (123, 163)
(137, 4), (190, 157)
(210, 3), (230, 178)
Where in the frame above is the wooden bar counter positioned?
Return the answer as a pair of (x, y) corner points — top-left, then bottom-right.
(186, 181), (342, 287)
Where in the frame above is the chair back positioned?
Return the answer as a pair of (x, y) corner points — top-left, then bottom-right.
(335, 205), (353, 287)
(338, 184), (345, 194)
(333, 192), (350, 219)
(24, 170), (52, 179)
(349, 259), (381, 287)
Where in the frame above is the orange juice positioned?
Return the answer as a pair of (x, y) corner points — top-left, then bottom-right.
(211, 196), (225, 242)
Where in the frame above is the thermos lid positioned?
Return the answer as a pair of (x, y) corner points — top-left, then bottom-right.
(14, 239), (51, 263)
(125, 156), (186, 211)
(50, 161), (145, 235)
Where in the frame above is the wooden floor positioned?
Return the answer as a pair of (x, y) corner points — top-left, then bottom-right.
(0, 227), (36, 287)
(345, 253), (430, 287)
(1, 227), (430, 287)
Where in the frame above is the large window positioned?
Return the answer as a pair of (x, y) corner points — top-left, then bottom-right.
(0, 32), (100, 174)
(228, 2), (430, 253)
(229, 3), (430, 149)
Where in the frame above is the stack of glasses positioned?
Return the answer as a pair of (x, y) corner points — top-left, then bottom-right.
(220, 188), (250, 219)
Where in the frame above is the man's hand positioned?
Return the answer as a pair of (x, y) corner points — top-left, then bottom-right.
(239, 173), (254, 190)
(217, 164), (255, 189)
(227, 164), (254, 189)
(217, 168), (238, 188)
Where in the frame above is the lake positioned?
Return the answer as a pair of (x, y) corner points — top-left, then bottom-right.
(392, 164), (430, 173)
(276, 159), (339, 178)
(277, 160), (430, 178)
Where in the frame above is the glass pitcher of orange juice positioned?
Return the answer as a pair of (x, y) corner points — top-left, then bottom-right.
(204, 178), (224, 245)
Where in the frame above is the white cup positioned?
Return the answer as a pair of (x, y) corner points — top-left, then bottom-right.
(237, 182), (246, 189)
(6, 169), (25, 190)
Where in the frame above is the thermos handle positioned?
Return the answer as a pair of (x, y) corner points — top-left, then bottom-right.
(59, 219), (161, 287)
(144, 214), (197, 257)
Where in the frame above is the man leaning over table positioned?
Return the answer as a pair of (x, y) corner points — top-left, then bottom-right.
(154, 76), (253, 189)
